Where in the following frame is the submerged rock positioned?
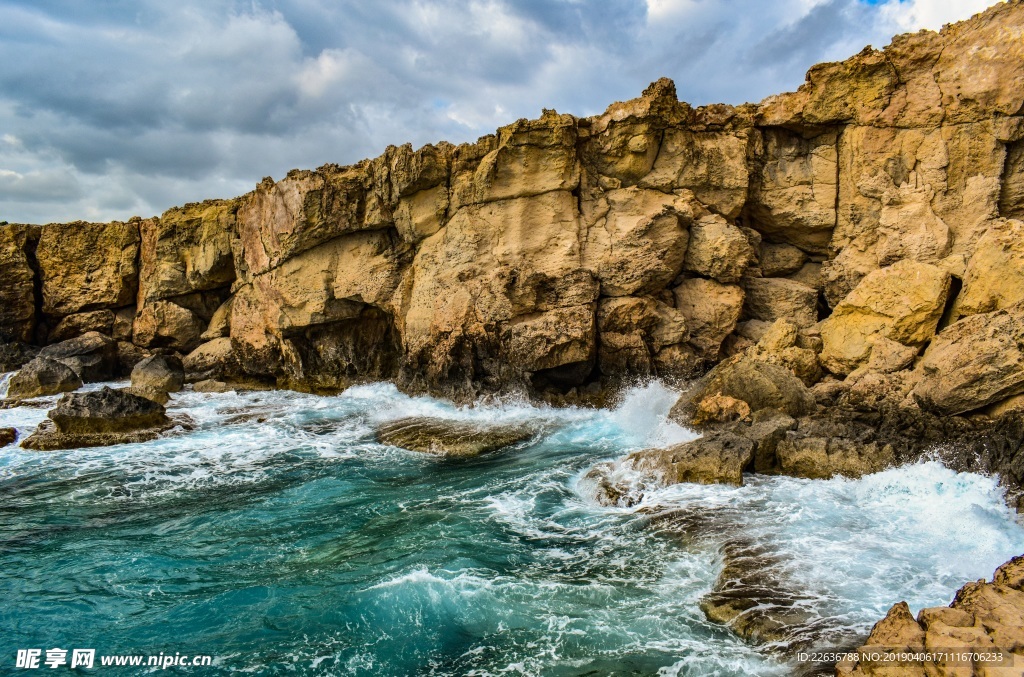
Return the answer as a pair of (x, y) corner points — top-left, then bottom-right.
(0, 427), (16, 447)
(6, 357), (82, 400)
(376, 417), (536, 457)
(21, 386), (176, 450)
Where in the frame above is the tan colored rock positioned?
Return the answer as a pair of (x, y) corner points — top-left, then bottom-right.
(504, 304), (596, 373)
(583, 186), (693, 296)
(183, 338), (238, 382)
(759, 243), (807, 277)
(138, 200), (237, 304)
(673, 278), (744, 361)
(36, 220), (139, 317)
(628, 430), (755, 486)
(47, 310), (115, 343)
(743, 277), (818, 328)
(820, 260), (949, 375)
(200, 296), (233, 341)
(839, 555), (1024, 677)
(682, 353), (816, 418)
(745, 128), (837, 254)
(38, 332), (118, 382)
(692, 394), (751, 426)
(951, 219), (1024, 319)
(376, 417), (535, 457)
(132, 300), (206, 353)
(749, 319), (822, 386)
(912, 304), (1024, 415)
(682, 215), (754, 283)
(0, 224), (38, 343)
(776, 434), (894, 479)
(6, 357), (82, 400)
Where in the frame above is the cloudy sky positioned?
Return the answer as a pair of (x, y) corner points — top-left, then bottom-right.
(0, 0), (999, 224)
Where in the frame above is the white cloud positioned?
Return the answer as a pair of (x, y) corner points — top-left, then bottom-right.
(878, 0), (1001, 32)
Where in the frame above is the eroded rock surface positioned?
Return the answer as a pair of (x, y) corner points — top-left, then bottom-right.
(376, 417), (537, 457)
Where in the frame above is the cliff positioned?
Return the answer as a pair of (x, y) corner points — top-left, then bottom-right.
(2, 1), (1024, 413)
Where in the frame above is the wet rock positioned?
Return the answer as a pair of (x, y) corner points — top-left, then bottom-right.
(128, 384), (169, 405)
(0, 427), (16, 447)
(131, 355), (184, 394)
(37, 331), (118, 383)
(912, 303), (1024, 415)
(376, 417), (536, 457)
(579, 461), (650, 508)
(192, 379), (233, 393)
(677, 353), (816, 420)
(837, 555), (1024, 676)
(741, 409), (797, 473)
(776, 434), (895, 480)
(6, 357), (83, 400)
(628, 430), (755, 486)
(21, 386), (175, 450)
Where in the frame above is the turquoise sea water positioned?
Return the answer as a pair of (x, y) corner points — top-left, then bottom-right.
(1, 380), (1023, 676)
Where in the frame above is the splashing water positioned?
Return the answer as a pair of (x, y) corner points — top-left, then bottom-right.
(0, 379), (1021, 675)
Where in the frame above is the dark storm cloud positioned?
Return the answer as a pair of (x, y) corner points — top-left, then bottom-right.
(0, 0), (995, 223)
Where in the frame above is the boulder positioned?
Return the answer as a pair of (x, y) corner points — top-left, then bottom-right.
(913, 304), (1024, 415)
(759, 243), (807, 277)
(837, 555), (1024, 676)
(678, 353), (817, 420)
(132, 300), (206, 353)
(682, 215), (754, 283)
(47, 310), (115, 343)
(183, 338), (239, 382)
(673, 278), (744, 361)
(691, 394), (750, 426)
(6, 357), (83, 400)
(376, 417), (536, 457)
(131, 355), (185, 394)
(742, 277), (818, 328)
(820, 260), (950, 375)
(747, 319), (822, 386)
(21, 386), (175, 450)
(37, 331), (118, 382)
(0, 427), (17, 447)
(775, 434), (895, 479)
(128, 385), (169, 405)
(200, 296), (233, 340)
(596, 296), (687, 376)
(628, 431), (755, 486)
(192, 379), (233, 393)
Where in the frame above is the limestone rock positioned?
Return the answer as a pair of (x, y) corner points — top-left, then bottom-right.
(200, 296), (233, 340)
(47, 310), (116, 343)
(36, 220), (139, 317)
(128, 384), (169, 405)
(0, 427), (15, 447)
(743, 277), (818, 328)
(951, 219), (1024, 320)
(673, 278), (744, 361)
(820, 260), (949, 375)
(682, 215), (754, 283)
(0, 341), (39, 373)
(183, 338), (238, 382)
(6, 357), (82, 400)
(137, 200), (237, 304)
(132, 300), (206, 354)
(838, 555), (1024, 677)
(131, 355), (185, 394)
(192, 379), (233, 393)
(0, 224), (38, 343)
(775, 434), (894, 479)
(679, 353), (817, 419)
(628, 430), (755, 486)
(748, 319), (822, 386)
(596, 296), (686, 376)
(912, 304), (1024, 415)
(22, 386), (175, 450)
(376, 417), (536, 457)
(38, 331), (118, 382)
(759, 243), (807, 277)
(692, 394), (750, 426)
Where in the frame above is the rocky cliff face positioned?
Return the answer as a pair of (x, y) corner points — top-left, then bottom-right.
(2, 1), (1024, 409)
